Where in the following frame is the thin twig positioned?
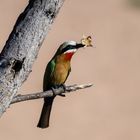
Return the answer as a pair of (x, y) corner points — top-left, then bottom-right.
(11, 83), (93, 104)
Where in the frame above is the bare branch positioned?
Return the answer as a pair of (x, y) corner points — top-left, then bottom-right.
(11, 83), (93, 104)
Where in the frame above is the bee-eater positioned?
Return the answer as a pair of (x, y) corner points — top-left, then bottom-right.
(37, 41), (85, 128)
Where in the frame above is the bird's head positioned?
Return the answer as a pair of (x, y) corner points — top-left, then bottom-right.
(54, 41), (85, 61)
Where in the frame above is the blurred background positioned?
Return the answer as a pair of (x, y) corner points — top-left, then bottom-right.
(0, 0), (140, 140)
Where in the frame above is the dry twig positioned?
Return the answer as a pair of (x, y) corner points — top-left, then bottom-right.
(11, 83), (93, 104)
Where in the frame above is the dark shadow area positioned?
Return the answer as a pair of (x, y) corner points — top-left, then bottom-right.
(128, 0), (140, 8)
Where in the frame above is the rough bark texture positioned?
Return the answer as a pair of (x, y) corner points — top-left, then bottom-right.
(11, 84), (93, 104)
(0, 0), (65, 117)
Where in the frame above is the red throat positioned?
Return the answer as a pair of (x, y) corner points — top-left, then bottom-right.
(64, 52), (74, 60)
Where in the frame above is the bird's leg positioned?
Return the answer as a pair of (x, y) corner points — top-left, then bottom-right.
(51, 87), (57, 97)
(58, 84), (66, 97)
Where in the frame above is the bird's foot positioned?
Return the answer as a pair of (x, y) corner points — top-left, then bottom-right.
(51, 87), (57, 97)
(51, 85), (66, 97)
(59, 84), (66, 97)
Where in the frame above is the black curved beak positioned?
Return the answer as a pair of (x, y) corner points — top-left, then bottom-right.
(75, 43), (85, 49)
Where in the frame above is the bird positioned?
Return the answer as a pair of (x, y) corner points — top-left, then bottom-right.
(37, 41), (85, 128)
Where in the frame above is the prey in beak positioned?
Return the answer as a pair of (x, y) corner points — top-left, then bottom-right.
(75, 35), (93, 49)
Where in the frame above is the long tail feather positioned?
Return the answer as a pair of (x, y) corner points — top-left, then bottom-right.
(37, 97), (55, 128)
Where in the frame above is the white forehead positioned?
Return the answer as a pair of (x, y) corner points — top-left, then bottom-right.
(68, 41), (76, 45)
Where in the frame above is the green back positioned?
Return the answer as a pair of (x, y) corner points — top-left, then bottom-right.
(43, 59), (56, 91)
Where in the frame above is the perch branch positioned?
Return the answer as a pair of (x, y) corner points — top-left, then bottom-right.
(11, 83), (93, 104)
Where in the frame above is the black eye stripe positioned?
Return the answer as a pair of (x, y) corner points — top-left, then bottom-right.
(61, 45), (75, 53)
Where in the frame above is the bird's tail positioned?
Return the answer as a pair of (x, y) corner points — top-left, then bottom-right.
(37, 97), (55, 128)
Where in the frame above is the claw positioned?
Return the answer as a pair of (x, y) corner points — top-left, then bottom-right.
(59, 93), (66, 97)
(61, 84), (66, 92)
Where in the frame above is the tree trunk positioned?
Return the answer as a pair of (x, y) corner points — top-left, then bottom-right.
(0, 0), (65, 117)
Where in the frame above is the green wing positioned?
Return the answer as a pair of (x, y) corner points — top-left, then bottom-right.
(43, 59), (56, 90)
